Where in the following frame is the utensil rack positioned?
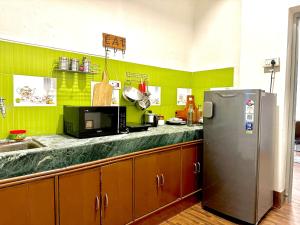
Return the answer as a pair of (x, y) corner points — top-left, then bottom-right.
(125, 72), (148, 84)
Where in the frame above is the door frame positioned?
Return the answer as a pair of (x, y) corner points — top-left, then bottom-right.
(285, 8), (300, 202)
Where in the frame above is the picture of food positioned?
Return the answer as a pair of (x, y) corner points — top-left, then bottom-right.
(177, 88), (192, 105)
(148, 86), (161, 106)
(14, 75), (57, 106)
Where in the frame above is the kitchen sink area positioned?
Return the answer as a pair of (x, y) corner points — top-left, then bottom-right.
(0, 139), (45, 153)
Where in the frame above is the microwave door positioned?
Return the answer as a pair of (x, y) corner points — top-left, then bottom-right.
(83, 110), (117, 135)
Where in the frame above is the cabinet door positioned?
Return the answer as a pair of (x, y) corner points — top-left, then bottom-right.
(0, 178), (55, 225)
(101, 160), (133, 225)
(134, 153), (160, 219)
(158, 148), (181, 206)
(28, 179), (56, 225)
(182, 144), (202, 197)
(59, 169), (101, 225)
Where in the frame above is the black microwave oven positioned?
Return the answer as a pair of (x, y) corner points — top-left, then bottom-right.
(63, 106), (126, 138)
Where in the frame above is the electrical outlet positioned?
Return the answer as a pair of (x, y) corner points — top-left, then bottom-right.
(264, 57), (280, 73)
(264, 57), (280, 68)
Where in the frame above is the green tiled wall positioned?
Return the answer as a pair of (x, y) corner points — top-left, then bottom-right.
(191, 68), (234, 106)
(0, 40), (233, 138)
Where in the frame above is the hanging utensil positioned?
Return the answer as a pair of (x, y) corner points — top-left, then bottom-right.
(136, 95), (151, 110)
(122, 83), (144, 102)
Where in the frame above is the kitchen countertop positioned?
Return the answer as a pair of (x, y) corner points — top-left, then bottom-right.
(0, 125), (203, 180)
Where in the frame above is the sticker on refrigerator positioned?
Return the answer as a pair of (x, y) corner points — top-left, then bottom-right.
(245, 99), (255, 134)
(245, 113), (254, 122)
(245, 121), (254, 134)
(246, 99), (254, 106)
(245, 99), (255, 114)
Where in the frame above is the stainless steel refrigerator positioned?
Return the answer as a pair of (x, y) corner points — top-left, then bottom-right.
(202, 89), (276, 225)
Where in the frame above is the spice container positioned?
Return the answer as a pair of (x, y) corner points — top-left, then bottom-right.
(82, 57), (90, 72)
(70, 58), (79, 71)
(158, 115), (165, 126)
(59, 57), (69, 70)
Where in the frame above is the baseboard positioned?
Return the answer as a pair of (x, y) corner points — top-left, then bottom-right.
(273, 190), (285, 208)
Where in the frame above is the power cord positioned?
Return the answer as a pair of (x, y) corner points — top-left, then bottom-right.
(269, 59), (276, 93)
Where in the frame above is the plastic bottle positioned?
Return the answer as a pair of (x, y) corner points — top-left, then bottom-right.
(187, 104), (194, 126)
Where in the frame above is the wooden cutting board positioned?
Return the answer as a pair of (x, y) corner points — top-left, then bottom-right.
(92, 70), (113, 106)
(175, 95), (200, 122)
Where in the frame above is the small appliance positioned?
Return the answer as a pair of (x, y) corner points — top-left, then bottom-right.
(63, 106), (126, 138)
(143, 110), (158, 127)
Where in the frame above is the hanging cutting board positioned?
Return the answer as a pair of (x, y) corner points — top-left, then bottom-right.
(92, 69), (113, 106)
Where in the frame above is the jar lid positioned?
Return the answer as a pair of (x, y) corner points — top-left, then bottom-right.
(10, 130), (26, 134)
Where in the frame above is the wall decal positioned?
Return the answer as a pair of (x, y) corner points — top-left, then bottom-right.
(13, 75), (57, 106)
(177, 88), (192, 105)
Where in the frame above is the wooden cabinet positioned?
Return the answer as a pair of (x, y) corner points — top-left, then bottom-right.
(59, 160), (133, 225)
(59, 168), (101, 225)
(0, 140), (202, 225)
(135, 153), (160, 218)
(158, 149), (181, 206)
(0, 178), (55, 225)
(134, 148), (181, 218)
(101, 159), (133, 225)
(181, 144), (202, 197)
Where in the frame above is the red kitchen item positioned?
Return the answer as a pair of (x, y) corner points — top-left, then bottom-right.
(143, 81), (147, 93)
(9, 130), (27, 141)
(10, 130), (26, 134)
(139, 79), (146, 93)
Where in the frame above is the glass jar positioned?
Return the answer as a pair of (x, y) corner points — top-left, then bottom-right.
(59, 57), (69, 70)
(70, 58), (79, 71)
(82, 57), (90, 72)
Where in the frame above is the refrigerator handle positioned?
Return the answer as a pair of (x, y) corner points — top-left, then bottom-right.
(203, 101), (213, 118)
(216, 93), (237, 98)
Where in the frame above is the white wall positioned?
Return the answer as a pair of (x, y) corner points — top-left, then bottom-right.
(0, 0), (241, 73)
(0, 0), (196, 71)
(188, 0), (241, 84)
(238, 0), (300, 192)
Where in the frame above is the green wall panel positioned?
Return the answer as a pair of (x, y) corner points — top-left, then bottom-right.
(191, 68), (234, 107)
(0, 40), (233, 139)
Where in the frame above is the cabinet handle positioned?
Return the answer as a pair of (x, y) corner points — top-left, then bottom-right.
(160, 174), (165, 186)
(197, 162), (201, 173)
(95, 196), (100, 212)
(104, 193), (109, 208)
(193, 163), (197, 174)
(156, 174), (160, 188)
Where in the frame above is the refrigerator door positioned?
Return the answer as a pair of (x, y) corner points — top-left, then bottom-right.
(203, 89), (261, 224)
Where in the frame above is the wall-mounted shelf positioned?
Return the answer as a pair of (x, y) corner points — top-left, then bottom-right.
(54, 56), (100, 74)
(125, 72), (148, 84)
(54, 68), (98, 75)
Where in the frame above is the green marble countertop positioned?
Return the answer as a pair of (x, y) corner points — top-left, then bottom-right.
(0, 125), (203, 180)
